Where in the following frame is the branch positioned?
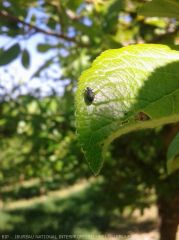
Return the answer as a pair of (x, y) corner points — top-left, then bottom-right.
(0, 10), (87, 46)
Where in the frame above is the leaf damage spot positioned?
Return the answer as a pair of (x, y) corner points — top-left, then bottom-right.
(135, 112), (151, 121)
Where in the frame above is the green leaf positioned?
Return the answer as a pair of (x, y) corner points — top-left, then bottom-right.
(21, 49), (30, 69)
(103, 0), (124, 33)
(75, 44), (179, 175)
(31, 57), (54, 78)
(0, 43), (21, 66)
(167, 133), (179, 174)
(65, 0), (83, 10)
(138, 0), (179, 20)
(37, 44), (52, 53)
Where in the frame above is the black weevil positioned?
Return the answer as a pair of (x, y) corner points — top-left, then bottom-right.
(84, 87), (95, 105)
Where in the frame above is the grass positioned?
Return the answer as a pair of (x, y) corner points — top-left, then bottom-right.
(0, 178), (161, 240)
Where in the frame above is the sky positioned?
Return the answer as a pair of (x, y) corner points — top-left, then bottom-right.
(0, 0), (95, 99)
(0, 5), (66, 98)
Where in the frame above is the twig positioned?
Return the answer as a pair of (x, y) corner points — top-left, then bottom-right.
(0, 10), (86, 46)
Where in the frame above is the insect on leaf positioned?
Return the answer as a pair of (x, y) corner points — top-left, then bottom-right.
(75, 44), (179, 175)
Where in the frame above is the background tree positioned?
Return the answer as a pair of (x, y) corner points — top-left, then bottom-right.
(0, 0), (179, 240)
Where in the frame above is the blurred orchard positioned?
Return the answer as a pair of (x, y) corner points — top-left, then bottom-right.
(0, 1), (179, 240)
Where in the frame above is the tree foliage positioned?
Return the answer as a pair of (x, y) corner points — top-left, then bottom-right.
(0, 0), (179, 239)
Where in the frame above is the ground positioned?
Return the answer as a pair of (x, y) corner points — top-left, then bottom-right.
(0, 179), (178, 240)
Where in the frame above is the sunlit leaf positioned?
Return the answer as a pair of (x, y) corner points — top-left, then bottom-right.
(75, 44), (179, 175)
